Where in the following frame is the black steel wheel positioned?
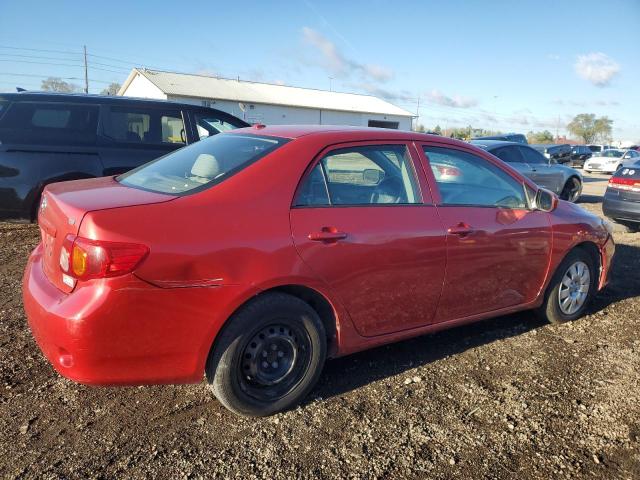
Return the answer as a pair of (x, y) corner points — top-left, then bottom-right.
(206, 292), (326, 416)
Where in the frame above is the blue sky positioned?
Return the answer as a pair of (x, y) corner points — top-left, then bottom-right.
(1, 0), (638, 140)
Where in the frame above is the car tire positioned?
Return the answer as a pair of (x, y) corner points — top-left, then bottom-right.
(206, 292), (327, 417)
(560, 177), (581, 202)
(535, 249), (597, 324)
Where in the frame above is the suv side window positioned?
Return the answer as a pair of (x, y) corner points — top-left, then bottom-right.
(194, 112), (243, 139)
(519, 146), (547, 164)
(423, 146), (527, 208)
(295, 144), (421, 206)
(493, 146), (524, 163)
(103, 107), (185, 145)
(0, 102), (99, 145)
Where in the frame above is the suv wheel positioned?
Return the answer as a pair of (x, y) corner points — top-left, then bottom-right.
(560, 177), (581, 202)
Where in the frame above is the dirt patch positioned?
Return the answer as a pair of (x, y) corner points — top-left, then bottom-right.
(0, 201), (639, 478)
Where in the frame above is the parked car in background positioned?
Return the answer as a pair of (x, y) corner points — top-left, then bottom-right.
(470, 140), (583, 202)
(570, 145), (592, 168)
(531, 144), (572, 164)
(587, 144), (612, 155)
(23, 126), (614, 416)
(603, 166), (640, 232)
(0, 92), (249, 221)
(472, 133), (528, 144)
(583, 149), (640, 174)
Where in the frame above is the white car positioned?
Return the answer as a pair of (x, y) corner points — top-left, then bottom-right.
(583, 149), (640, 174)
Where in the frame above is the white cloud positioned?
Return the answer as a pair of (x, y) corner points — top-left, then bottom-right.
(574, 52), (620, 87)
(547, 54), (561, 61)
(427, 89), (478, 109)
(302, 27), (393, 82)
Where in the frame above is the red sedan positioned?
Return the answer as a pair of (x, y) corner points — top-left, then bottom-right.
(23, 126), (615, 416)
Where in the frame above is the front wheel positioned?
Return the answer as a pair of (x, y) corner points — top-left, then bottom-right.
(536, 249), (597, 324)
(560, 177), (582, 202)
(206, 292), (327, 416)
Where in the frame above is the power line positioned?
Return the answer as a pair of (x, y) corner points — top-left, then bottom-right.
(0, 72), (115, 84)
(0, 45), (81, 56)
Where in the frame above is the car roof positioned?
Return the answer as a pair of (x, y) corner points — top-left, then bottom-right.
(232, 124), (467, 143)
(468, 139), (522, 150)
(0, 91), (216, 110)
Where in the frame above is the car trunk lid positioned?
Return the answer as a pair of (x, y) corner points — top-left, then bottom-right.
(38, 176), (174, 293)
(607, 168), (640, 203)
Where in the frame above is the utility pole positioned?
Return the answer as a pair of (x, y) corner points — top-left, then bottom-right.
(83, 45), (89, 94)
(328, 76), (333, 92)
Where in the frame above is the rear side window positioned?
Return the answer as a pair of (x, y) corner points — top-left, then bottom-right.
(424, 146), (527, 208)
(519, 146), (547, 164)
(493, 146), (524, 163)
(118, 134), (286, 195)
(103, 107), (185, 145)
(0, 102), (99, 145)
(295, 144), (420, 206)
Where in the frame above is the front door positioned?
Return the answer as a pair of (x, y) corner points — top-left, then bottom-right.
(519, 146), (563, 193)
(290, 142), (447, 337)
(419, 144), (553, 322)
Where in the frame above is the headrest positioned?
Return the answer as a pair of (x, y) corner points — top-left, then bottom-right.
(191, 154), (220, 179)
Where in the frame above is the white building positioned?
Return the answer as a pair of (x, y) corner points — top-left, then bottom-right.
(118, 69), (414, 130)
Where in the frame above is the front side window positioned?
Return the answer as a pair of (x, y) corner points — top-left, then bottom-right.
(118, 134), (285, 195)
(195, 112), (245, 139)
(424, 146), (527, 209)
(295, 144), (420, 206)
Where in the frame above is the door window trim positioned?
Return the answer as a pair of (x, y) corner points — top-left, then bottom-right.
(291, 140), (430, 209)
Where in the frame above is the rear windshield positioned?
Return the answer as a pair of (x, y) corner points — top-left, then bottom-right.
(118, 133), (286, 195)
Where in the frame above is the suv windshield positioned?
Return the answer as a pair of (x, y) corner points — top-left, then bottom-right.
(118, 133), (286, 195)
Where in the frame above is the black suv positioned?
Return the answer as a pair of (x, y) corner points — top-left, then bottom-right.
(0, 92), (248, 221)
(530, 144), (572, 164)
(570, 145), (592, 168)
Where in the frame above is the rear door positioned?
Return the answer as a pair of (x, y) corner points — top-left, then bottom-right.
(418, 143), (552, 322)
(290, 141), (447, 337)
(98, 105), (188, 175)
(519, 146), (563, 193)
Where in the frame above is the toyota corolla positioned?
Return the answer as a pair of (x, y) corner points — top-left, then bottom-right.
(23, 126), (615, 416)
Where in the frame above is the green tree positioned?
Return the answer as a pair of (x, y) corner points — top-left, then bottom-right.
(414, 123), (426, 133)
(527, 130), (554, 144)
(41, 77), (80, 93)
(433, 125), (442, 135)
(100, 82), (122, 96)
(567, 114), (613, 144)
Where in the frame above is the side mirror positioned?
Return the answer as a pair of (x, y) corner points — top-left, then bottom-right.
(362, 168), (384, 185)
(534, 188), (558, 212)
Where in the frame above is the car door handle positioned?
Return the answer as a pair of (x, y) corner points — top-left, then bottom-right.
(308, 228), (347, 243)
(447, 223), (475, 236)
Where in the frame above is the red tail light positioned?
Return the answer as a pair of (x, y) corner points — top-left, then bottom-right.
(60, 235), (149, 281)
(608, 176), (640, 192)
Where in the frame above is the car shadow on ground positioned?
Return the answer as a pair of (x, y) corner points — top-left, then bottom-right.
(577, 194), (603, 204)
(310, 242), (640, 404)
(312, 311), (546, 403)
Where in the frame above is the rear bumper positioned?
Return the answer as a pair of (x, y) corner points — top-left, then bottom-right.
(23, 244), (242, 385)
(602, 196), (640, 224)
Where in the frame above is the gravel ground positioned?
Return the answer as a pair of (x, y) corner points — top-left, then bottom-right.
(0, 194), (639, 479)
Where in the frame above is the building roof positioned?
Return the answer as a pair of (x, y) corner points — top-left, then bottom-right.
(119, 68), (415, 118)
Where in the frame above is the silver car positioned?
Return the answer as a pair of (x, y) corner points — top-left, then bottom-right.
(470, 140), (583, 202)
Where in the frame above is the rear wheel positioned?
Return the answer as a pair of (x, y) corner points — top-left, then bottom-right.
(536, 249), (597, 324)
(206, 292), (326, 416)
(560, 177), (581, 202)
